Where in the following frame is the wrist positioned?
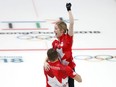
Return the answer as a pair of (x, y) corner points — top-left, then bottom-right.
(67, 8), (71, 11)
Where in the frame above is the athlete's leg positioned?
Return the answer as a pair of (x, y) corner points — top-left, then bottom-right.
(68, 68), (75, 87)
(68, 77), (74, 87)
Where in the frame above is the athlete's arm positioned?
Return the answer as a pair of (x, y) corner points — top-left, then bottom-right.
(66, 3), (74, 36)
(73, 73), (82, 82)
(65, 65), (82, 82)
(44, 57), (50, 71)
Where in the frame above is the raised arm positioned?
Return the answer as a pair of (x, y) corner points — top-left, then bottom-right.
(66, 3), (74, 36)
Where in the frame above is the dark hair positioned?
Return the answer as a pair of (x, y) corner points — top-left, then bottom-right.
(47, 48), (58, 61)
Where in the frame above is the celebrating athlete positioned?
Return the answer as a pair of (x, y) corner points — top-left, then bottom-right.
(44, 48), (82, 87)
(44, 3), (77, 87)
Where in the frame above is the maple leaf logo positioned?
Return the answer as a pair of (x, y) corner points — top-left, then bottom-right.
(56, 48), (65, 58)
(47, 75), (68, 87)
(62, 59), (69, 66)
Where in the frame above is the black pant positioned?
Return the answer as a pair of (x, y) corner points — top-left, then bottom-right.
(68, 77), (74, 87)
(68, 68), (75, 87)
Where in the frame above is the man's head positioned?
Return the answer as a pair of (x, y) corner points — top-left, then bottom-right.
(47, 48), (58, 62)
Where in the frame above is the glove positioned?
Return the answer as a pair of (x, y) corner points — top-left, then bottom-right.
(66, 3), (72, 11)
(52, 40), (61, 50)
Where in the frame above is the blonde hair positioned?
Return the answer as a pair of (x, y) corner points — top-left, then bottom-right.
(56, 21), (68, 33)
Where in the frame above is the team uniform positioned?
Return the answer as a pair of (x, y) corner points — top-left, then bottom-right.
(52, 33), (75, 69)
(44, 60), (76, 87)
(52, 33), (76, 87)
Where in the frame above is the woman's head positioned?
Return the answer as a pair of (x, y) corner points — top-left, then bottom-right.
(54, 21), (68, 38)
